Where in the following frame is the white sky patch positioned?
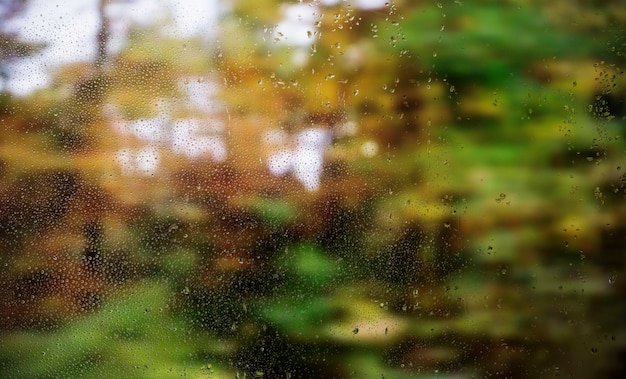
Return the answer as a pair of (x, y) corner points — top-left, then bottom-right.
(266, 128), (332, 191)
(274, 3), (320, 47)
(108, 0), (166, 27)
(293, 128), (332, 191)
(268, 150), (293, 176)
(128, 117), (167, 142)
(3, 0), (99, 95)
(318, 0), (387, 10)
(179, 77), (223, 115)
(164, 0), (222, 38)
(115, 108), (227, 163)
(3, 0), (219, 95)
(171, 119), (227, 161)
(105, 0), (167, 55)
(355, 0), (388, 9)
(117, 146), (159, 175)
(204, 136), (227, 162)
(115, 148), (134, 175)
(135, 146), (160, 174)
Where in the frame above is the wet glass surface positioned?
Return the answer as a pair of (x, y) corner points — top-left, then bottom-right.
(1, 0), (625, 378)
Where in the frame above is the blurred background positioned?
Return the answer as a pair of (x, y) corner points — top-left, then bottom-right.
(1, 0), (625, 377)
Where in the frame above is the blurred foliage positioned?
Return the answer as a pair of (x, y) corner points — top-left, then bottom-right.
(1, 0), (626, 378)
(388, 1), (608, 84)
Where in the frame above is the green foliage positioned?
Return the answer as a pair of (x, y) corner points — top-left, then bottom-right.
(257, 296), (339, 337)
(277, 243), (338, 288)
(251, 197), (298, 227)
(390, 2), (604, 84)
(0, 282), (219, 379)
(255, 244), (340, 335)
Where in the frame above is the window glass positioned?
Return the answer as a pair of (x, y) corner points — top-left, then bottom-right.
(1, 0), (625, 378)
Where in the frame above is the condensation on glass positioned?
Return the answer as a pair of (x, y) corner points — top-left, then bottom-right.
(0, 0), (625, 378)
